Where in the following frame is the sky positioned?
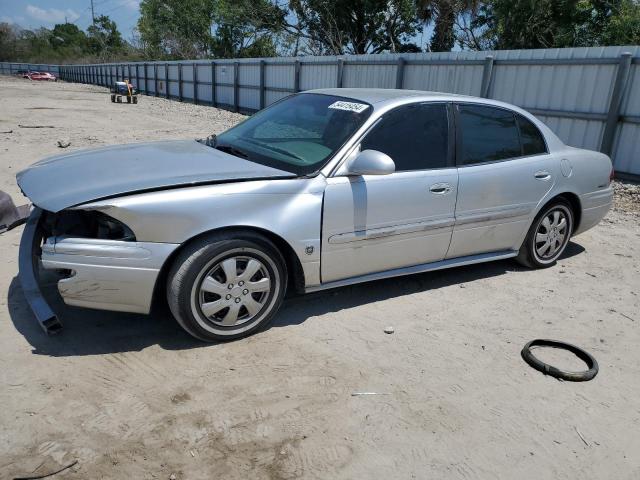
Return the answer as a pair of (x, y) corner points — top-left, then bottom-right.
(0, 0), (142, 40)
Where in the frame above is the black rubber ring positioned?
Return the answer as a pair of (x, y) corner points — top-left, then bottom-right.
(521, 339), (599, 382)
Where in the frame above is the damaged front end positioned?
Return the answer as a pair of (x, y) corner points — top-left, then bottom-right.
(0, 190), (30, 234)
(16, 207), (137, 334)
(15, 205), (178, 335)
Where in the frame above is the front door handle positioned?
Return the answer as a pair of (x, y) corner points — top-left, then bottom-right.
(429, 183), (451, 195)
(534, 170), (551, 181)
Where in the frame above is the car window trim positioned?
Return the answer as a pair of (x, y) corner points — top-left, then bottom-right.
(453, 102), (551, 168)
(515, 112), (550, 156)
(331, 101), (455, 176)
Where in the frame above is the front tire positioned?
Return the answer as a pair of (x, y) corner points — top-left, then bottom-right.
(167, 233), (287, 342)
(516, 201), (574, 268)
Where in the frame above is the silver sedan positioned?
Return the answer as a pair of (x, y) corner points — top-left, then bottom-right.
(16, 89), (614, 341)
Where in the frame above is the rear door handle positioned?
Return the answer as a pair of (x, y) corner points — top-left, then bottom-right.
(534, 170), (551, 181)
(429, 183), (451, 194)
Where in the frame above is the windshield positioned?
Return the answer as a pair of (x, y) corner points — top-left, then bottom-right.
(214, 93), (372, 175)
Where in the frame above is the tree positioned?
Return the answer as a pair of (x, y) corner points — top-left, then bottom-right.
(288, 0), (420, 55)
(0, 23), (19, 61)
(601, 0), (640, 45)
(50, 23), (89, 57)
(209, 0), (285, 58)
(471, 0), (640, 50)
(416, 0), (481, 52)
(137, 0), (285, 59)
(87, 15), (125, 60)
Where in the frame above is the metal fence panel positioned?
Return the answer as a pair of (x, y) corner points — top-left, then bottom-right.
(2, 45), (640, 175)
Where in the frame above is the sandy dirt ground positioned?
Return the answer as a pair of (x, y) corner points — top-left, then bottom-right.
(1, 76), (639, 480)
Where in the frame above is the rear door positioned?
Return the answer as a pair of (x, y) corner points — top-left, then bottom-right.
(321, 102), (459, 283)
(447, 103), (555, 259)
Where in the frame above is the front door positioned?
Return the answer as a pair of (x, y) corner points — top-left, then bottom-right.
(321, 102), (458, 283)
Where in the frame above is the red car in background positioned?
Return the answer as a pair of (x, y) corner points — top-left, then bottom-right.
(25, 71), (57, 81)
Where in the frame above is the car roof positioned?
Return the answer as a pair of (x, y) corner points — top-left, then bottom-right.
(306, 88), (471, 105)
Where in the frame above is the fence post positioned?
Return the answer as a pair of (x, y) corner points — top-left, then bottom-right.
(259, 60), (266, 110)
(211, 61), (216, 107)
(601, 52), (632, 156)
(336, 59), (344, 88)
(480, 55), (494, 98)
(135, 64), (139, 89)
(294, 60), (301, 92)
(233, 62), (239, 112)
(154, 64), (159, 97)
(178, 63), (183, 101)
(395, 57), (406, 89)
(193, 63), (198, 105)
(163, 63), (169, 99)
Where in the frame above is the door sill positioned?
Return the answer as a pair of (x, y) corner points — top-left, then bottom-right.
(306, 250), (518, 293)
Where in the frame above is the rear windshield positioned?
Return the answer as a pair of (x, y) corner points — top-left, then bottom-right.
(214, 93), (372, 175)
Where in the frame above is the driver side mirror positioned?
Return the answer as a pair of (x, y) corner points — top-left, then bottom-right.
(344, 149), (395, 176)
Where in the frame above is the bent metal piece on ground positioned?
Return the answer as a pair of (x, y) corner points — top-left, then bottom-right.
(12, 89), (614, 342)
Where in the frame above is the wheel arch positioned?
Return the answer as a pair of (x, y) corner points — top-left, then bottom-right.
(544, 191), (582, 234)
(151, 226), (306, 311)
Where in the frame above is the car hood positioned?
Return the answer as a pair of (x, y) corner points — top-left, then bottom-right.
(16, 140), (295, 212)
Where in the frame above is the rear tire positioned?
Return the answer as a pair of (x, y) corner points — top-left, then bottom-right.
(516, 200), (574, 268)
(110, 94), (115, 103)
(167, 233), (287, 342)
(132, 96), (138, 104)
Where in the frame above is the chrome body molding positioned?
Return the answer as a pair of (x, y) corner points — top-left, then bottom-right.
(454, 205), (533, 226)
(328, 217), (455, 244)
(306, 250), (519, 293)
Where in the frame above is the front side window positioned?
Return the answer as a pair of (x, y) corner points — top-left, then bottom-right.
(360, 103), (449, 171)
(457, 104), (521, 165)
(214, 93), (372, 175)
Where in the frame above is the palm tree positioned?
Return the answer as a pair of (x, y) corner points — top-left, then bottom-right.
(416, 0), (480, 51)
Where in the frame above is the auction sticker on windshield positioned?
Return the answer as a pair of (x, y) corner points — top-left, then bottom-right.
(328, 101), (370, 113)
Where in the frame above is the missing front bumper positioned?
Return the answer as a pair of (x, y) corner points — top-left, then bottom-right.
(18, 207), (63, 335)
(17, 208), (180, 335)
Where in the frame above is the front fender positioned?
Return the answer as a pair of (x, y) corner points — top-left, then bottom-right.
(79, 177), (327, 288)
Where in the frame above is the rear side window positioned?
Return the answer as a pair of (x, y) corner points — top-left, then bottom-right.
(361, 103), (449, 171)
(457, 104), (521, 165)
(517, 114), (547, 155)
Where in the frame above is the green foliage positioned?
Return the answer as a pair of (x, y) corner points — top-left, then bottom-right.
(601, 0), (640, 45)
(87, 15), (126, 60)
(0, 15), (131, 63)
(289, 0), (420, 54)
(1, 0), (639, 63)
(471, 0), (640, 49)
(137, 0), (285, 59)
(417, 0), (480, 52)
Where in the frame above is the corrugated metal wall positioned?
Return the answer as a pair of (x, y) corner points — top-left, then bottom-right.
(2, 47), (639, 175)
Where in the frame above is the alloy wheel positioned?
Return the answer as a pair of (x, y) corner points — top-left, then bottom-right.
(533, 206), (571, 263)
(196, 255), (272, 327)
